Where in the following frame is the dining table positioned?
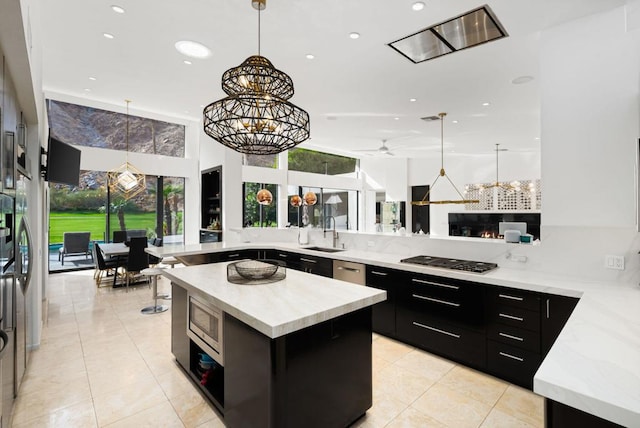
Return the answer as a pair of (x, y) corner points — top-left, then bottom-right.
(99, 242), (158, 287)
(100, 242), (130, 258)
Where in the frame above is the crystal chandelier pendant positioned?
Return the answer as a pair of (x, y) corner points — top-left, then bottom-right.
(107, 100), (146, 199)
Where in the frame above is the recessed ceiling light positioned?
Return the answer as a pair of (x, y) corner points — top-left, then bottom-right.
(512, 75), (534, 85)
(103, 33), (114, 39)
(84, 88), (91, 92)
(412, 2), (425, 11)
(409, 98), (417, 102)
(535, 137), (540, 140)
(183, 60), (192, 65)
(89, 77), (96, 81)
(394, 117), (400, 121)
(305, 54), (315, 60)
(111, 5), (125, 13)
(452, 120), (459, 124)
(175, 40), (212, 59)
(482, 102), (490, 106)
(349, 32), (360, 39)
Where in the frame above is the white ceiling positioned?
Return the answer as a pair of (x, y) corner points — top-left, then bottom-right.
(40, 0), (625, 159)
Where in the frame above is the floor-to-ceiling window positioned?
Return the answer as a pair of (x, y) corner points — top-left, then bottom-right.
(46, 100), (187, 272)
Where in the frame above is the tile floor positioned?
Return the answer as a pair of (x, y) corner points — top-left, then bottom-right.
(11, 270), (544, 427)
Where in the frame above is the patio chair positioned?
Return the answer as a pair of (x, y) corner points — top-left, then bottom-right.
(58, 232), (92, 265)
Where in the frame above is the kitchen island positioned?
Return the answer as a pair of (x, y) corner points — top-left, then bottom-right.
(162, 261), (386, 428)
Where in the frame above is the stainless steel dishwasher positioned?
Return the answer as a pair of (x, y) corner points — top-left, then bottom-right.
(333, 260), (366, 285)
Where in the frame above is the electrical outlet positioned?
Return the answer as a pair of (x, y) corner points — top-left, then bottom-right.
(604, 255), (625, 270)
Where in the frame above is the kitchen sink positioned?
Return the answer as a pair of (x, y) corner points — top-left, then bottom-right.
(305, 246), (345, 253)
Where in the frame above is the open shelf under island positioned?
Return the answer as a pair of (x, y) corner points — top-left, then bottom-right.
(164, 262), (386, 428)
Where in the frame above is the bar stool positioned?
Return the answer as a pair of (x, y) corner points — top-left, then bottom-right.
(161, 256), (180, 269)
(140, 267), (169, 314)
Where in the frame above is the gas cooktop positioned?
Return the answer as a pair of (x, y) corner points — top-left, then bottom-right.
(400, 255), (498, 274)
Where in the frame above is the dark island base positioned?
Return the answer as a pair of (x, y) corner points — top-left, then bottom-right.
(224, 308), (373, 428)
(545, 399), (624, 428)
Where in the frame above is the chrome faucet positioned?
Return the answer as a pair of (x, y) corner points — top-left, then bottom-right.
(324, 215), (339, 248)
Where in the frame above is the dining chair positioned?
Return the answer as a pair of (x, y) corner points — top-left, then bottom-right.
(124, 236), (150, 291)
(93, 241), (126, 287)
(113, 230), (127, 243)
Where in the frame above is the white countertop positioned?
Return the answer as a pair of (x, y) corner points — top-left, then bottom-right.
(150, 242), (640, 427)
(162, 262), (386, 339)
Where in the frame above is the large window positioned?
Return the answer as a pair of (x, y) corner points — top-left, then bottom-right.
(49, 170), (184, 272)
(47, 100), (185, 157)
(288, 148), (358, 175)
(243, 182), (278, 227)
(244, 153), (278, 168)
(287, 186), (358, 231)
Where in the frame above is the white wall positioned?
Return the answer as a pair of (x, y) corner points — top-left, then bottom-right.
(541, 5), (639, 228)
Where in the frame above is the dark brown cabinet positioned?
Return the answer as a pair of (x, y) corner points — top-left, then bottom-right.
(201, 166), (222, 243)
(295, 254), (333, 277)
(365, 265), (400, 337)
(486, 287), (542, 389)
(396, 273), (486, 369)
(264, 249), (300, 269)
(541, 294), (578, 357)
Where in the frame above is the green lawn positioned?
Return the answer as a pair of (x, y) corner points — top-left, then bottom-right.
(49, 211), (156, 244)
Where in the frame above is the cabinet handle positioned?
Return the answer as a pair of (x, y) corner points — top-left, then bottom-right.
(337, 266), (360, 273)
(498, 293), (524, 302)
(371, 270), (388, 276)
(227, 253), (240, 258)
(499, 313), (524, 322)
(499, 332), (524, 342)
(411, 278), (459, 290)
(412, 321), (460, 339)
(300, 258), (317, 263)
(278, 253), (288, 258)
(499, 351), (524, 362)
(546, 299), (550, 319)
(412, 294), (460, 307)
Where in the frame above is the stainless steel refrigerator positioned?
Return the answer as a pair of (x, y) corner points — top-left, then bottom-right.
(0, 193), (15, 428)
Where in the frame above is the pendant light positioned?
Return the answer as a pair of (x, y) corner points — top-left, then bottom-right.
(107, 100), (146, 199)
(290, 195), (302, 207)
(411, 112), (479, 206)
(256, 187), (273, 205)
(203, 0), (310, 155)
(482, 144), (515, 190)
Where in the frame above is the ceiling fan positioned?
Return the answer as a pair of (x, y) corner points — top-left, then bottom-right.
(355, 140), (396, 156)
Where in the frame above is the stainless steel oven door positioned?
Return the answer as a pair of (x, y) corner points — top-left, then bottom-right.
(187, 296), (223, 366)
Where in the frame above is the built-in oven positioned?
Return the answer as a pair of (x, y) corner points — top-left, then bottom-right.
(187, 295), (224, 366)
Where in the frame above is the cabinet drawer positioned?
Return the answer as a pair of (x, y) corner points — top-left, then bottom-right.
(488, 288), (541, 312)
(401, 280), (484, 327)
(397, 311), (486, 368)
(487, 323), (540, 353)
(489, 306), (540, 332)
(487, 340), (541, 390)
(366, 266), (404, 288)
(267, 250), (300, 268)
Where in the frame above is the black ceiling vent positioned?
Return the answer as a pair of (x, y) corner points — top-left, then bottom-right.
(420, 115), (441, 122)
(388, 4), (508, 64)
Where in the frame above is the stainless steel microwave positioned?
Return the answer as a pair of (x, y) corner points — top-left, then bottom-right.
(187, 295), (224, 366)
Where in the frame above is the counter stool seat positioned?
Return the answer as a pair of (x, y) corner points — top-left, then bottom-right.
(161, 257), (180, 269)
(140, 267), (169, 314)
